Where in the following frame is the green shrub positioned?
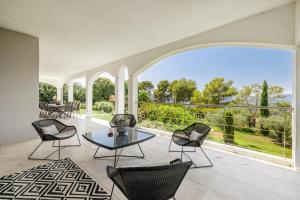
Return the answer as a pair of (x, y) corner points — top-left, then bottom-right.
(138, 103), (197, 126)
(94, 101), (114, 113)
(260, 115), (292, 146)
(80, 103), (86, 109)
(204, 109), (224, 128)
(224, 112), (234, 144)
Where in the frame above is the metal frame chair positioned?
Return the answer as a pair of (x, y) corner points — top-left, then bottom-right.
(109, 114), (137, 128)
(106, 159), (192, 200)
(169, 122), (213, 168)
(28, 119), (81, 161)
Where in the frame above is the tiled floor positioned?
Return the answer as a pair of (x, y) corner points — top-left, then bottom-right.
(1, 117), (300, 200)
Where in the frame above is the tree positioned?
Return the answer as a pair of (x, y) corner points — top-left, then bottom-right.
(269, 85), (285, 103)
(224, 112), (234, 144)
(154, 80), (171, 102)
(93, 77), (115, 103)
(260, 80), (270, 117)
(138, 90), (151, 103)
(73, 82), (86, 103)
(169, 78), (197, 103)
(236, 84), (261, 127)
(138, 81), (154, 93)
(39, 82), (57, 103)
(191, 90), (204, 104)
(202, 78), (237, 104)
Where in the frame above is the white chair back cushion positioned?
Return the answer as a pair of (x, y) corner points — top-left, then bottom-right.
(189, 130), (203, 141)
(41, 124), (59, 135)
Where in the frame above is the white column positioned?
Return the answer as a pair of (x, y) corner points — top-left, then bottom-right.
(128, 74), (138, 118)
(115, 67), (125, 113)
(68, 83), (74, 102)
(293, 48), (300, 170)
(56, 87), (63, 103)
(86, 80), (93, 118)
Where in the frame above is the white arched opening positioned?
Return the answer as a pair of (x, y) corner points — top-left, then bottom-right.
(86, 71), (116, 117)
(134, 42), (297, 168)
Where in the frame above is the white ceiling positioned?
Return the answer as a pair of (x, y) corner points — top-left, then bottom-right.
(0, 0), (294, 80)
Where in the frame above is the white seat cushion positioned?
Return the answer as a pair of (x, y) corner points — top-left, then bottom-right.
(41, 124), (59, 135)
(189, 130), (203, 141)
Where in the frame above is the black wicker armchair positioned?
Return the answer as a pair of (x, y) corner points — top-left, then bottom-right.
(169, 122), (213, 168)
(109, 114), (137, 128)
(29, 119), (81, 161)
(106, 159), (192, 200)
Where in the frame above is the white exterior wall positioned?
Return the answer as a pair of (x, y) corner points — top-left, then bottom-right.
(0, 27), (39, 144)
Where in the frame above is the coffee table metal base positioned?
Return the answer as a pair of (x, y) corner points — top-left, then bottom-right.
(93, 144), (145, 167)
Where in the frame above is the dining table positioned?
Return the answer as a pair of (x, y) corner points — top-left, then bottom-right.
(47, 104), (65, 117)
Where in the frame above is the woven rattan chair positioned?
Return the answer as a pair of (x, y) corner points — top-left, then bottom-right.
(107, 159), (192, 200)
(39, 102), (48, 118)
(109, 114), (137, 128)
(169, 122), (213, 168)
(29, 119), (81, 161)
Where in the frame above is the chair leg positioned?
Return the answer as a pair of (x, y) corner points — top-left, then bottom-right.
(199, 147), (213, 167)
(28, 141), (43, 160)
(52, 133), (81, 147)
(58, 140), (61, 160)
(182, 147), (213, 168)
(181, 146), (183, 161)
(28, 141), (62, 161)
(169, 139), (196, 152)
(110, 183), (115, 200)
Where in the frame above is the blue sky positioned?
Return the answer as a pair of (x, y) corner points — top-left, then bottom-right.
(139, 46), (293, 94)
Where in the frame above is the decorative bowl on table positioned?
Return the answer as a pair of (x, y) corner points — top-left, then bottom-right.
(116, 119), (128, 134)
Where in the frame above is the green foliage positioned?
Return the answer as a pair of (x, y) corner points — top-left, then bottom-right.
(276, 101), (291, 107)
(80, 103), (86, 109)
(169, 78), (197, 103)
(94, 101), (114, 113)
(224, 112), (234, 144)
(202, 78), (237, 104)
(73, 83), (86, 103)
(260, 115), (292, 146)
(154, 80), (171, 102)
(260, 80), (270, 135)
(93, 77), (115, 102)
(63, 83), (68, 102)
(191, 90), (203, 105)
(39, 82), (57, 103)
(138, 103), (197, 126)
(138, 90), (151, 103)
(138, 81), (154, 93)
(236, 84), (261, 106)
(260, 80), (270, 117)
(269, 85), (285, 102)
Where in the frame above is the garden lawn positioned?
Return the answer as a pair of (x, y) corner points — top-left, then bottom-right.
(139, 119), (291, 159)
(208, 130), (291, 158)
(79, 109), (114, 121)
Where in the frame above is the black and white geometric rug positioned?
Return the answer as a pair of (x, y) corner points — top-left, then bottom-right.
(0, 158), (110, 199)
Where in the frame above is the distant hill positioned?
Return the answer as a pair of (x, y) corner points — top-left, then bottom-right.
(270, 94), (292, 104)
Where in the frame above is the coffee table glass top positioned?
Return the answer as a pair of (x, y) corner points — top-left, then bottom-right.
(83, 127), (155, 150)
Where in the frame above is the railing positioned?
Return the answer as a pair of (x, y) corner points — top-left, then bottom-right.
(138, 102), (293, 159)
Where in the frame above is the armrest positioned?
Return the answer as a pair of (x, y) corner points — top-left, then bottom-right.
(106, 166), (119, 178)
(170, 159), (181, 165)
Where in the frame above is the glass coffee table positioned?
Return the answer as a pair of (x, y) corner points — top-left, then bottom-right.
(82, 127), (155, 167)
